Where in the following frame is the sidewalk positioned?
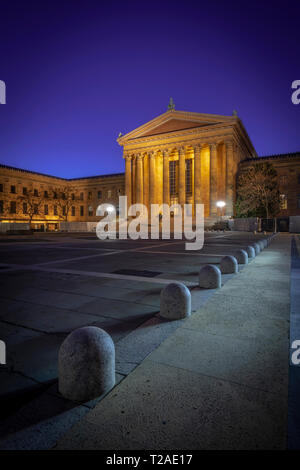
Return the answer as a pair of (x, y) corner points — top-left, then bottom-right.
(55, 234), (291, 450)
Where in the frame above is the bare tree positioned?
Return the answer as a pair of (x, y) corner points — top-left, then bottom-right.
(236, 162), (280, 219)
(17, 189), (45, 225)
(53, 186), (77, 221)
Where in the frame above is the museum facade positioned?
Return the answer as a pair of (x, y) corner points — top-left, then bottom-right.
(1, 107), (300, 230)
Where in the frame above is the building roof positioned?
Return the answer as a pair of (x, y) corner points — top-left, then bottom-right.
(0, 163), (124, 181)
(243, 151), (300, 162)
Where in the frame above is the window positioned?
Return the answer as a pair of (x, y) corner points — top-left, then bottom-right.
(23, 203), (27, 214)
(44, 190), (48, 198)
(23, 187), (27, 195)
(185, 159), (192, 196)
(169, 160), (179, 196)
(72, 193), (75, 200)
(0, 201), (3, 213)
(34, 189), (38, 197)
(80, 192), (84, 200)
(53, 191), (57, 199)
(54, 205), (57, 215)
(34, 204), (38, 214)
(62, 206), (66, 216)
(279, 175), (288, 186)
(98, 190), (102, 199)
(107, 190), (112, 198)
(298, 174), (300, 185)
(297, 195), (300, 209)
(80, 206), (84, 216)
(71, 206), (75, 216)
(11, 185), (16, 194)
(88, 205), (93, 216)
(0, 184), (3, 192)
(44, 204), (48, 215)
(10, 201), (16, 213)
(280, 194), (287, 210)
(62, 193), (66, 200)
(88, 191), (92, 200)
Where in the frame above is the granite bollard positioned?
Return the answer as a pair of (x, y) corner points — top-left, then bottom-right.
(160, 282), (191, 320)
(253, 242), (261, 255)
(234, 249), (248, 264)
(258, 240), (265, 250)
(58, 326), (115, 402)
(220, 255), (238, 274)
(199, 264), (221, 289)
(246, 246), (256, 259)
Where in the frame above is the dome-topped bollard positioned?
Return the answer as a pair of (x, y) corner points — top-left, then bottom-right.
(246, 246), (256, 259)
(253, 242), (261, 255)
(198, 264), (221, 289)
(234, 249), (248, 265)
(58, 326), (115, 402)
(262, 239), (268, 248)
(258, 240), (265, 250)
(160, 282), (191, 320)
(220, 255), (238, 274)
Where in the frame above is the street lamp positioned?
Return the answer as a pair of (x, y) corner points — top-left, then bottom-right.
(216, 200), (226, 218)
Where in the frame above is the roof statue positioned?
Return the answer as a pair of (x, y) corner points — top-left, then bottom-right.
(167, 97), (175, 111)
(232, 109), (238, 116)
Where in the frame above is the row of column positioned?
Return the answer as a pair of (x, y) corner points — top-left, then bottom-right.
(124, 141), (236, 217)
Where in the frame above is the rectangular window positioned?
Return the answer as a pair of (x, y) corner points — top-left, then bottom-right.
(44, 204), (48, 215)
(62, 193), (66, 200)
(72, 193), (75, 200)
(80, 206), (84, 216)
(34, 189), (38, 197)
(88, 191), (92, 200)
(23, 187), (27, 195)
(53, 191), (57, 199)
(98, 190), (102, 199)
(34, 204), (38, 214)
(54, 205), (57, 215)
(80, 192), (84, 200)
(44, 190), (48, 198)
(62, 206), (66, 216)
(169, 160), (179, 196)
(23, 203), (27, 214)
(71, 206), (75, 216)
(0, 184), (3, 192)
(280, 194), (287, 210)
(298, 174), (300, 185)
(279, 175), (288, 186)
(11, 185), (16, 194)
(185, 159), (192, 196)
(10, 201), (16, 213)
(0, 200), (3, 213)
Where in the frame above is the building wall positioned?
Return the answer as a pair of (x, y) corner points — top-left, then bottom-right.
(239, 152), (300, 217)
(0, 164), (125, 230)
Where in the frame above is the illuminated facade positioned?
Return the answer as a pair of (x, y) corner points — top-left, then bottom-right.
(0, 164), (124, 230)
(118, 109), (257, 218)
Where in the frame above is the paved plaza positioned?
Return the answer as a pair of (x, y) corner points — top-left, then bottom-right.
(0, 231), (292, 449)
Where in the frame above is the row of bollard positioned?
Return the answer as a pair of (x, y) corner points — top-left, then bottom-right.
(58, 233), (276, 402)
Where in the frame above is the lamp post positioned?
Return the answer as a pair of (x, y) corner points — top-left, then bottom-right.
(216, 200), (226, 219)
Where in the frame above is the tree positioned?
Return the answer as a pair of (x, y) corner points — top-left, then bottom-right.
(52, 186), (77, 221)
(18, 188), (45, 225)
(235, 162), (280, 219)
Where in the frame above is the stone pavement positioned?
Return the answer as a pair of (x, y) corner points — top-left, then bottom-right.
(54, 234), (291, 450)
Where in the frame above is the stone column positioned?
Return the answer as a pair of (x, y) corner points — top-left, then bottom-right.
(163, 150), (170, 206)
(225, 141), (234, 215)
(194, 145), (201, 206)
(149, 152), (156, 205)
(209, 143), (218, 216)
(136, 154), (143, 205)
(143, 153), (149, 211)
(125, 155), (132, 210)
(178, 147), (186, 206)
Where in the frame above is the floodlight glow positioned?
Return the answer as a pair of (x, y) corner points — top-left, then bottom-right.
(106, 205), (115, 213)
(216, 201), (226, 208)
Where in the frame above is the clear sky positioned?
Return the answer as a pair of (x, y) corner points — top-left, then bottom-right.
(0, 0), (299, 178)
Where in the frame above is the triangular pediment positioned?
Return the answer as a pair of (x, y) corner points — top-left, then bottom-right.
(118, 110), (234, 144)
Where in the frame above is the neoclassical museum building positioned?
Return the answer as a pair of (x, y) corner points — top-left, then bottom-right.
(1, 106), (300, 229)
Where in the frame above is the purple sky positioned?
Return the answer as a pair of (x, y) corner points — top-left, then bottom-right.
(0, 0), (299, 178)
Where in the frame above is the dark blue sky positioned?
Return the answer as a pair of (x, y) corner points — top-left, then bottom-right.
(0, 0), (299, 178)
